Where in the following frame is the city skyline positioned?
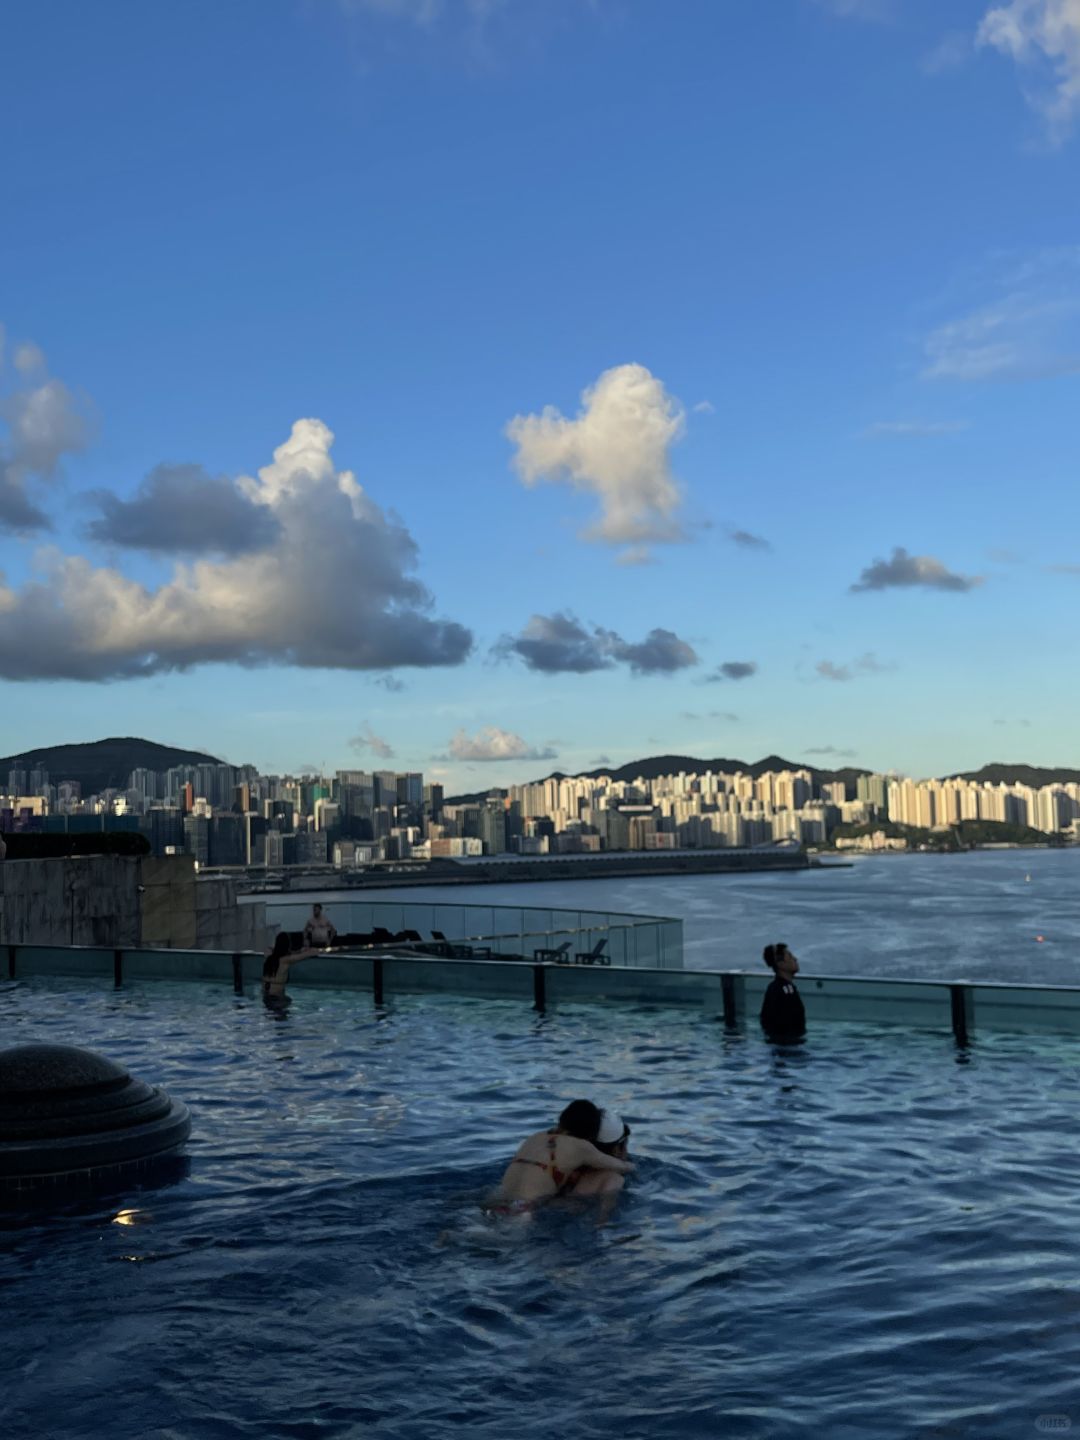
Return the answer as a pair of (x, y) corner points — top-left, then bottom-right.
(3, 1), (1080, 789)
(6, 752), (1076, 869)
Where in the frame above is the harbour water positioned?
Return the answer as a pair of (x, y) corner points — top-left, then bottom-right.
(369, 849), (1080, 986)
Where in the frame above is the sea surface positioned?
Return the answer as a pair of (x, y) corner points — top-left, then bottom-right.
(371, 848), (1080, 985)
(4, 977), (1080, 1439)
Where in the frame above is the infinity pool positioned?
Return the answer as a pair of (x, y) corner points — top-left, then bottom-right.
(3, 976), (1080, 1439)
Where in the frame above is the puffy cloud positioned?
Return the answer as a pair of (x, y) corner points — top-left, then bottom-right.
(611, 628), (698, 675)
(87, 463), (281, 554)
(349, 724), (396, 760)
(850, 547), (982, 592)
(506, 363), (686, 558)
(0, 418), (473, 680)
(3, 377), (90, 477)
(497, 611), (699, 676)
(816, 653), (889, 682)
(726, 528), (771, 550)
(978, 0), (1080, 141)
(0, 334), (91, 534)
(704, 660), (758, 682)
(862, 420), (970, 437)
(446, 726), (557, 762)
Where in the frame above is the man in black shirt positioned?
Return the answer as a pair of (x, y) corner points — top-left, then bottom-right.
(760, 942), (806, 1042)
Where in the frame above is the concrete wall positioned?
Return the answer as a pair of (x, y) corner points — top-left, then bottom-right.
(0, 856), (270, 952)
(0, 856), (142, 947)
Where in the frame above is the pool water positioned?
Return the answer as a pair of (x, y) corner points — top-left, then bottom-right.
(3, 976), (1080, 1439)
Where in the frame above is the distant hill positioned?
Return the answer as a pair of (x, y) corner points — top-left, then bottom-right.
(0, 737), (220, 794)
(445, 754), (872, 804)
(542, 754), (872, 786)
(946, 763), (1080, 787)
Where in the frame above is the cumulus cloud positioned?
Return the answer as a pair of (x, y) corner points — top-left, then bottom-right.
(506, 363), (686, 558)
(850, 546), (982, 592)
(862, 420), (970, 437)
(445, 727), (557, 762)
(816, 653), (889, 682)
(349, 724), (396, 760)
(703, 660), (758, 682)
(0, 418), (473, 680)
(613, 628), (698, 675)
(978, 0), (1080, 141)
(0, 333), (91, 534)
(87, 463), (281, 554)
(497, 611), (699, 676)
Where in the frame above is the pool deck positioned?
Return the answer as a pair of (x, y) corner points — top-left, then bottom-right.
(7, 942), (1080, 1039)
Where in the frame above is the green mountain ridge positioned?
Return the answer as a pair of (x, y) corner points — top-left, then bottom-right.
(445, 754), (1080, 805)
(0, 737), (220, 796)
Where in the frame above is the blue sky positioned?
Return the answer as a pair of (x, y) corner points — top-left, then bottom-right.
(2, 0), (1079, 787)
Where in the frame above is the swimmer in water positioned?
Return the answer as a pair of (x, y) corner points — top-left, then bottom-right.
(487, 1100), (634, 1216)
(262, 931), (323, 1005)
(760, 942), (806, 1042)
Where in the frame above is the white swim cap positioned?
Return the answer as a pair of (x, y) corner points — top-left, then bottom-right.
(597, 1110), (627, 1145)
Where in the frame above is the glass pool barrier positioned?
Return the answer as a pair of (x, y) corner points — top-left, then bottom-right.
(9, 943), (1080, 1037)
(252, 897), (686, 970)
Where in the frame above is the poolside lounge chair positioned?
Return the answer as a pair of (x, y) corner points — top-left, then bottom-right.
(574, 938), (609, 966)
(533, 940), (572, 963)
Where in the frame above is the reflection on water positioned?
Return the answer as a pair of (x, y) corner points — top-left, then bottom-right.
(2, 978), (1080, 1437)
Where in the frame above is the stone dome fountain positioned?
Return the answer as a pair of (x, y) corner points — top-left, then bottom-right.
(0, 1043), (191, 1195)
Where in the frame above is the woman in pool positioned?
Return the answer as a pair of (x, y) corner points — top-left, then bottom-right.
(760, 941), (806, 1041)
(262, 931), (323, 1005)
(489, 1100), (633, 1214)
(566, 1109), (632, 1212)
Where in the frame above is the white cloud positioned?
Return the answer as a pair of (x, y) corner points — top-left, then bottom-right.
(506, 363), (686, 558)
(921, 250), (1080, 382)
(0, 332), (91, 533)
(446, 726), (557, 762)
(349, 724), (396, 759)
(978, 0), (1080, 141)
(692, 399), (715, 415)
(0, 418), (472, 680)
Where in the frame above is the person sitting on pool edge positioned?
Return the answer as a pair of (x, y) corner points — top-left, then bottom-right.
(262, 930), (324, 1004)
(760, 942), (806, 1042)
(488, 1100), (634, 1214)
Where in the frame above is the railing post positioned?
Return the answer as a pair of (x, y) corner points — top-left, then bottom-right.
(721, 973), (737, 1029)
(372, 956), (384, 1006)
(950, 984), (972, 1045)
(533, 963), (546, 1012)
(232, 953), (243, 995)
(113, 949), (123, 988)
